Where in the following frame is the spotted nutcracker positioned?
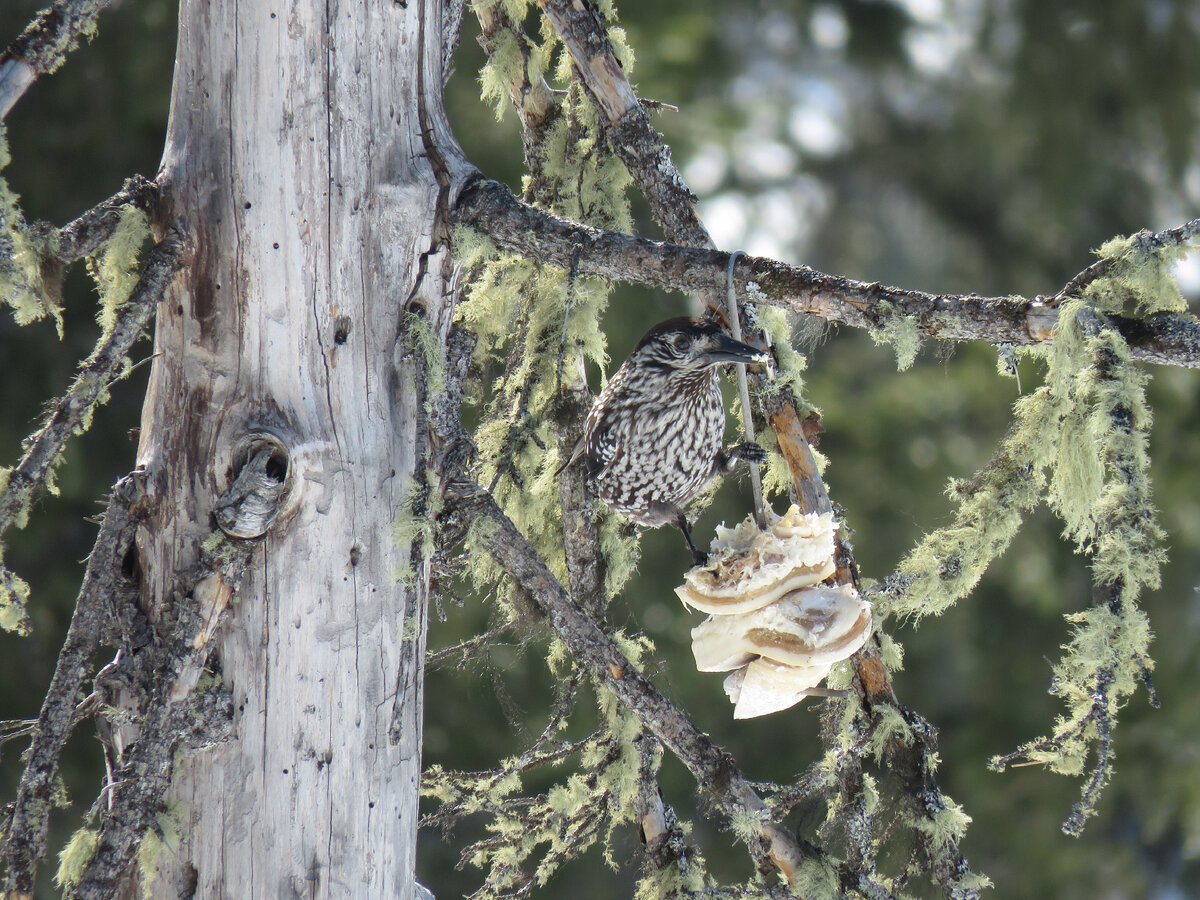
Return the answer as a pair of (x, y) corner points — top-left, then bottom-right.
(563, 317), (768, 564)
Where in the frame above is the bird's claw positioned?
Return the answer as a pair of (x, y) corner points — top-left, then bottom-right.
(732, 441), (768, 465)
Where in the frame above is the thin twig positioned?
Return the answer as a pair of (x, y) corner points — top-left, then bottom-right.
(443, 476), (813, 885)
(426, 627), (513, 669)
(725, 249), (766, 528)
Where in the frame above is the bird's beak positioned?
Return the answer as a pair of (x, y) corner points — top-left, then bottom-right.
(703, 333), (770, 367)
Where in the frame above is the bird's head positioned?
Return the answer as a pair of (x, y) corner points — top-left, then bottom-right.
(629, 317), (769, 373)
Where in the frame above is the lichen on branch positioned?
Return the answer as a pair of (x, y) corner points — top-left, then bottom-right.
(453, 21), (638, 617)
(0, 223), (173, 631)
(990, 299), (1164, 834)
(429, 6), (662, 891)
(878, 233), (1179, 830)
(0, 127), (63, 330)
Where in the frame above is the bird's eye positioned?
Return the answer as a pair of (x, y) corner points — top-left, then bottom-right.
(671, 334), (691, 353)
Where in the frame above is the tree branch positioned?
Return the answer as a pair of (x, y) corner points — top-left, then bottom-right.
(1, 472), (148, 896)
(443, 476), (813, 884)
(66, 444), (285, 897)
(54, 176), (159, 264)
(0, 228), (185, 543)
(469, 10), (980, 890)
(1048, 218), (1200, 304)
(538, 0), (711, 249)
(473, 4), (561, 202)
(67, 537), (254, 900)
(0, 0), (113, 120)
(454, 179), (1200, 368)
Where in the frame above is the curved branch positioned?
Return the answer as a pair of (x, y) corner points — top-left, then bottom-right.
(0, 0), (113, 120)
(474, 4), (561, 201)
(454, 179), (1200, 368)
(55, 176), (160, 264)
(539, 0), (710, 249)
(1048, 217), (1200, 304)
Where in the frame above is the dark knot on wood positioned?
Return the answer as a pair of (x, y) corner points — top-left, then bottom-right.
(215, 435), (290, 539)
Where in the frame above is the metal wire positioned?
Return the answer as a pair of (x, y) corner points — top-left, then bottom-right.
(725, 250), (767, 529)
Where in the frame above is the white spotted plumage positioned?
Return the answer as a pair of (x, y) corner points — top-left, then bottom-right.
(564, 318), (767, 552)
(585, 365), (724, 525)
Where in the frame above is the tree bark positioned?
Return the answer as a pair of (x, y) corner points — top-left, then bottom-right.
(128, 0), (469, 895)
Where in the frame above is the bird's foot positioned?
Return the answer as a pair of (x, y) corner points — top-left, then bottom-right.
(729, 441), (767, 465)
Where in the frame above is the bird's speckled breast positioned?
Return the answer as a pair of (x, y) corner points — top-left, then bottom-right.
(587, 367), (725, 526)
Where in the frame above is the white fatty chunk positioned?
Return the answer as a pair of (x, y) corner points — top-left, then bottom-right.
(723, 659), (831, 719)
(706, 583), (872, 719)
(690, 584), (871, 672)
(674, 506), (838, 615)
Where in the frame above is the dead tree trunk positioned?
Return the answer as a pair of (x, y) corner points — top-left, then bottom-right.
(126, 0), (469, 895)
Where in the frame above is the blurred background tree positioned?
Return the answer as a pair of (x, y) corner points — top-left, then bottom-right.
(4, 0), (1200, 896)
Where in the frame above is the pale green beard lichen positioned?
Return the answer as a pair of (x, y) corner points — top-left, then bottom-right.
(754, 305), (815, 501)
(0, 564), (32, 635)
(54, 828), (99, 890)
(135, 805), (183, 897)
(422, 646), (664, 895)
(988, 298), (1163, 833)
(868, 300), (922, 371)
(1085, 231), (1190, 316)
(88, 205), (151, 337)
(879, 231), (1177, 830)
(428, 5), (699, 892)
(11, 5), (102, 76)
(456, 54), (637, 619)
(0, 127), (64, 332)
(0, 154), (148, 634)
(760, 305), (809, 407)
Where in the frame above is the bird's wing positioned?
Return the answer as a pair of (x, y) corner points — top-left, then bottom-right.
(556, 406), (619, 480)
(585, 420), (619, 477)
(557, 372), (624, 478)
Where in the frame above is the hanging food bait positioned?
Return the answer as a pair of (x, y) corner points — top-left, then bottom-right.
(674, 506), (838, 615)
(675, 506), (872, 718)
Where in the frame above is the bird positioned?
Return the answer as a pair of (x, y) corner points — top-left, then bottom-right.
(563, 316), (769, 565)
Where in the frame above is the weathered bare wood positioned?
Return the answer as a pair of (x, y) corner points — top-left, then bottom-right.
(122, 0), (473, 895)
